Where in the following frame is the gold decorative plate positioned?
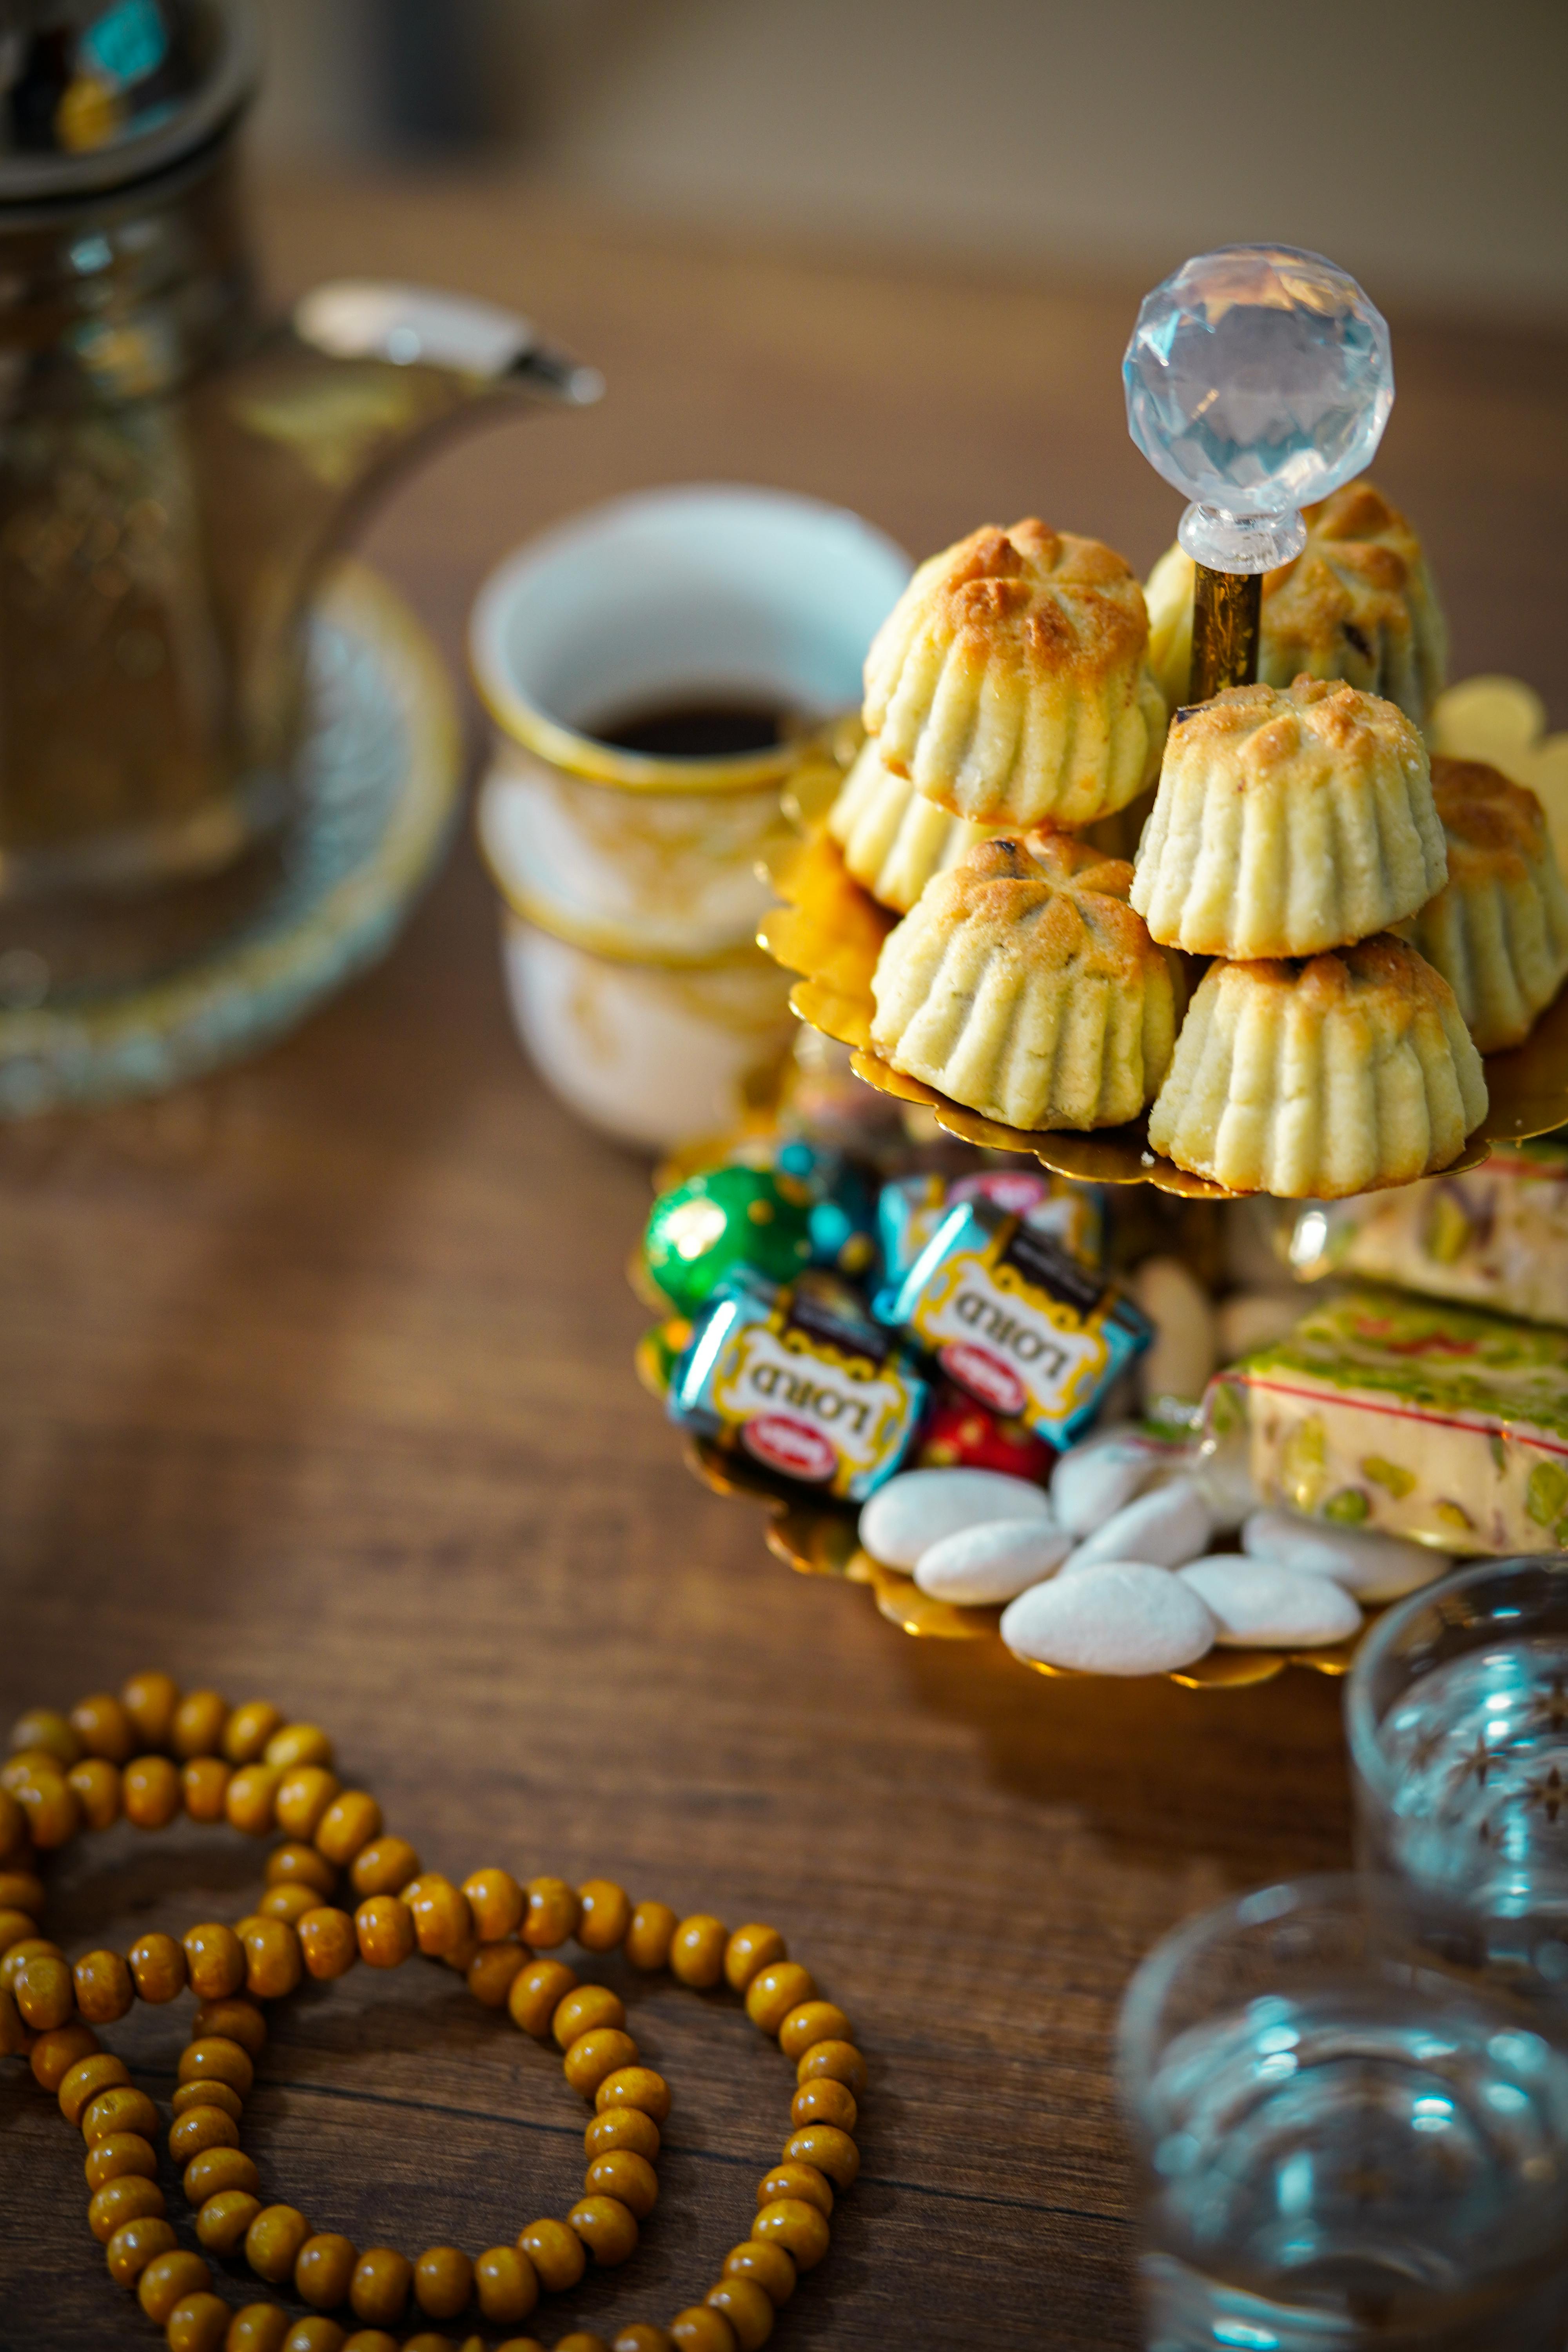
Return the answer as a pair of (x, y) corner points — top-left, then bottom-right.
(759, 679), (1568, 1199)
(637, 1310), (1361, 1689)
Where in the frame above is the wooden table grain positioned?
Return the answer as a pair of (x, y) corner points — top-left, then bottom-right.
(3, 176), (1566, 2351)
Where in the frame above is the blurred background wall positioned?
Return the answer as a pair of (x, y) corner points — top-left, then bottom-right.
(250, 0), (1568, 321)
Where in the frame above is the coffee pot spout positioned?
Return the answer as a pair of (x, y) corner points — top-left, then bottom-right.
(293, 280), (604, 412)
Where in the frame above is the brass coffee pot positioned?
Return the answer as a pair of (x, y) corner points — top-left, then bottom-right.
(0, 0), (599, 992)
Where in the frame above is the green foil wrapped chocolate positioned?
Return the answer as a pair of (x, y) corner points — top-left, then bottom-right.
(643, 1165), (814, 1315)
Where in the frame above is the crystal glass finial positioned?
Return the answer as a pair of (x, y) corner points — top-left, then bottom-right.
(1123, 245), (1393, 572)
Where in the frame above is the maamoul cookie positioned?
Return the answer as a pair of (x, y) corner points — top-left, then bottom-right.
(862, 520), (1167, 829)
(1147, 936), (1488, 1197)
(827, 734), (998, 913)
(1145, 479), (1448, 730)
(869, 833), (1180, 1131)
(1131, 677), (1447, 959)
(1394, 757), (1568, 1053)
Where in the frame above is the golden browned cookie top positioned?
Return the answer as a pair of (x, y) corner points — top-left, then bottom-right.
(1212, 933), (1459, 1017)
(1169, 674), (1426, 778)
(1430, 755), (1552, 883)
(923, 831), (1158, 982)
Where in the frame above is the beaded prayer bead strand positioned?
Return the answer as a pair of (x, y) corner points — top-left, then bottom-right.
(0, 1677), (867, 2352)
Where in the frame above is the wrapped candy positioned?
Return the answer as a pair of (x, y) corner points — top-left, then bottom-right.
(641, 1164), (814, 1316)
(669, 1267), (927, 1499)
(913, 1385), (1056, 1482)
(876, 1168), (1101, 1306)
(885, 1196), (1151, 1445)
(1208, 1283), (1568, 1556)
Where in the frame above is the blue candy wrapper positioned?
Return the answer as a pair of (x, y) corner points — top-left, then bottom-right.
(875, 1169), (1102, 1313)
(670, 1267), (927, 1499)
(887, 1197), (1148, 1442)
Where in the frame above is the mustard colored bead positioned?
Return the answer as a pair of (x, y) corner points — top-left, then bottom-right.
(756, 2162), (831, 2219)
(68, 1755), (123, 1830)
(1, 1749), (62, 1789)
(171, 1691), (229, 1761)
(247, 2202), (312, 2283)
(556, 2335), (612, 2352)
(275, 1766), (341, 1840)
(474, 2244), (538, 2326)
(225, 1764), (283, 1837)
(16, 1766), (80, 1847)
(193, 1994), (267, 2056)
(119, 1671), (181, 1751)
(139, 2249), (211, 2325)
(564, 2026), (639, 2098)
(790, 2078), (857, 2134)
(516, 2216), (585, 2293)
(569, 2193), (638, 2266)
(236, 1913), (303, 2000)
(613, 2328), (673, 2352)
(400, 2339), (454, 2352)
(0, 1982), (24, 2057)
(227, 2304), (291, 2352)
(172, 2079), (243, 2123)
(181, 1757), (232, 1824)
(299, 1906), (359, 1980)
(261, 1882), (321, 1927)
(186, 2146), (260, 2204)
(166, 2288), (231, 2352)
(350, 1836), (421, 1898)
(171, 2103), (241, 2161)
(507, 1955), (577, 2038)
(585, 2106), (661, 2163)
(350, 2247), (412, 2325)
(777, 1999), (849, 2060)
(467, 1941), (526, 2008)
(129, 1931), (187, 2003)
(705, 2279), (774, 2352)
(355, 1895), (415, 1968)
(263, 1723), (334, 1772)
(121, 1753), (181, 1831)
(723, 1926), (786, 1994)
(105, 2213), (177, 2286)
(85, 2131), (158, 2192)
(0, 1867), (44, 1914)
(795, 2038), (866, 2094)
(9, 1706), (80, 1766)
(341, 2336), (399, 2352)
(623, 1900), (677, 1973)
(82, 2085), (158, 2142)
(744, 1964), (815, 2037)
(59, 2050), (129, 2124)
(584, 2149), (657, 2218)
(460, 1867), (522, 1942)
(522, 1875), (579, 1949)
(0, 1929), (57, 1986)
(0, 1910), (39, 1963)
(670, 1915), (727, 1989)
(70, 1692), (136, 1763)
(283, 2322), (348, 2352)
(316, 1786), (381, 1868)
(16, 1950), (73, 2028)
(751, 2200), (829, 2269)
(783, 2124), (858, 2189)
(576, 1879), (632, 1953)
(297, 2232), (359, 2309)
(414, 2244), (473, 2319)
(593, 2065), (670, 2122)
(403, 1875), (472, 1956)
(720, 2241), (796, 2306)
(669, 2311), (735, 2352)
(265, 1841), (338, 1896)
(179, 2034), (255, 2095)
(74, 1949), (134, 2025)
(223, 1701), (285, 1764)
(553, 1983), (625, 2048)
(196, 2187), (261, 2253)
(33, 2018), (98, 2090)
(89, 2172), (166, 2242)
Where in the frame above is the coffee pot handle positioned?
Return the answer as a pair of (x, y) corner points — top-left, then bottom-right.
(292, 280), (603, 406)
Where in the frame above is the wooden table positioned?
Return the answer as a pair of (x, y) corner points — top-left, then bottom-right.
(4, 177), (1566, 2350)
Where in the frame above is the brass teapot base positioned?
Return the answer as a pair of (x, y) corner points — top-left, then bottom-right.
(0, 561), (460, 1116)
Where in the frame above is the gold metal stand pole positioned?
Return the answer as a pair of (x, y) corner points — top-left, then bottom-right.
(1191, 564), (1261, 700)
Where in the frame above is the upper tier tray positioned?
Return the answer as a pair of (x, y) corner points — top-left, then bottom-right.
(759, 684), (1568, 1202)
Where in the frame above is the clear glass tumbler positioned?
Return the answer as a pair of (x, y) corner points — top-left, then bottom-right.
(1116, 1874), (1568, 2351)
(1346, 1556), (1568, 1982)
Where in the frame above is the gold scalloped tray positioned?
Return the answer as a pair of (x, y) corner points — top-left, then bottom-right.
(634, 1319), (1362, 1690)
(760, 679), (1568, 1200)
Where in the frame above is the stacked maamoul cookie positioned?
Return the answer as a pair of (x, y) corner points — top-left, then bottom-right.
(832, 488), (1568, 1195)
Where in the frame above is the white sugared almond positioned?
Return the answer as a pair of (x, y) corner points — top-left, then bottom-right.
(1049, 1426), (1172, 1536)
(1178, 1554), (1363, 1648)
(1241, 1509), (1450, 1601)
(859, 1467), (1051, 1570)
(1001, 1563), (1216, 1676)
(914, 1519), (1074, 1605)
(1059, 1476), (1213, 1578)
